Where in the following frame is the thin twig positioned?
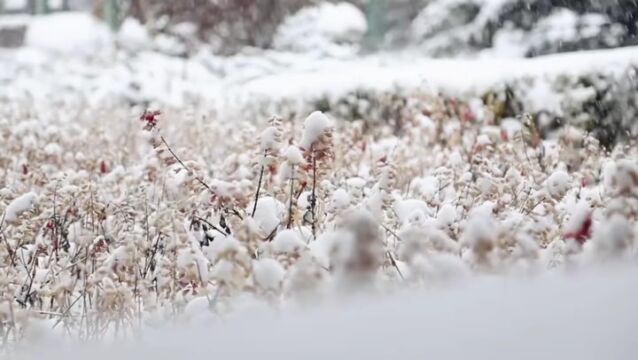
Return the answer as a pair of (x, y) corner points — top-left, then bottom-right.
(52, 293), (84, 329)
(387, 251), (405, 281)
(380, 224), (405, 280)
(251, 151), (267, 217)
(193, 216), (227, 237)
(380, 223), (403, 243)
(287, 165), (295, 228)
(0, 212), (15, 267)
(263, 222), (281, 242)
(310, 146), (317, 239)
(143, 233), (163, 279)
(160, 135), (214, 194)
(160, 134), (242, 229)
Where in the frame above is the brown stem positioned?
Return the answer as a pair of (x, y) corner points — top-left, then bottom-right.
(0, 213), (16, 267)
(251, 151), (267, 218)
(160, 136), (215, 194)
(193, 216), (228, 237)
(310, 147), (317, 239)
(380, 224), (405, 280)
(286, 165), (295, 229)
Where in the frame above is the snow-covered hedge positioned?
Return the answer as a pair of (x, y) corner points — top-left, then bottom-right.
(135, 0), (313, 54)
(410, 0), (638, 57)
(289, 64), (638, 149)
(1, 91), (637, 345)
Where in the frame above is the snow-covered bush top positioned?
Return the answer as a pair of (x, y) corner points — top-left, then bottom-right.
(273, 2), (367, 55)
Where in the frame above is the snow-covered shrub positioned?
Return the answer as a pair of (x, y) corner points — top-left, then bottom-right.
(273, 2), (367, 56)
(117, 17), (151, 52)
(475, 68), (638, 148)
(409, 0), (638, 57)
(0, 90), (636, 345)
(137, 0), (313, 54)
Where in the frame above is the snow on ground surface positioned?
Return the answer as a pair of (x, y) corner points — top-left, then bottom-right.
(237, 47), (638, 101)
(2, 44), (638, 114)
(15, 264), (638, 360)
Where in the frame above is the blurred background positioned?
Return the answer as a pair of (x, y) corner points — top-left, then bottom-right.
(1, 0), (637, 56)
(1, 0), (637, 146)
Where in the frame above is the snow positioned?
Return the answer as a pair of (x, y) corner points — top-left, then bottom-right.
(331, 188), (351, 210)
(410, 176), (439, 202)
(206, 236), (244, 263)
(24, 12), (112, 55)
(394, 199), (434, 225)
(409, 251), (470, 283)
(235, 47), (638, 105)
(546, 170), (571, 198)
(3, 191), (37, 223)
(183, 296), (212, 321)
(346, 177), (367, 189)
(259, 126), (281, 152)
(273, 2), (367, 55)
(308, 231), (341, 268)
(525, 9), (620, 54)
(250, 197), (285, 235)
(0, 14), (30, 28)
(117, 18), (150, 52)
(3, 0), (26, 10)
(437, 203), (457, 227)
(210, 259), (236, 283)
(592, 215), (634, 259)
(563, 201), (592, 238)
(1, 9), (636, 110)
(16, 264), (638, 360)
(2, 28), (638, 109)
(462, 206), (497, 249)
(300, 111), (331, 149)
(607, 160), (638, 196)
(252, 258), (286, 290)
(284, 145), (305, 165)
(271, 229), (306, 254)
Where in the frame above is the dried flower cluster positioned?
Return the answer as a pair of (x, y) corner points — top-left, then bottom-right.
(0, 95), (636, 348)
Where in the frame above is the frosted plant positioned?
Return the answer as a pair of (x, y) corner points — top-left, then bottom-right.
(0, 89), (636, 348)
(299, 111), (334, 239)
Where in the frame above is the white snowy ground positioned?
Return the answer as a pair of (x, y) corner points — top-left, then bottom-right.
(16, 264), (638, 360)
(1, 12), (638, 114)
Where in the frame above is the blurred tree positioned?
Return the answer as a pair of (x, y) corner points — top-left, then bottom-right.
(35, 0), (49, 14)
(136, 0), (312, 54)
(26, 0), (35, 13)
(365, 0), (386, 50)
(103, 0), (119, 31)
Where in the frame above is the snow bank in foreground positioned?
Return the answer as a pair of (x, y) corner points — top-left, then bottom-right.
(18, 264), (638, 360)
